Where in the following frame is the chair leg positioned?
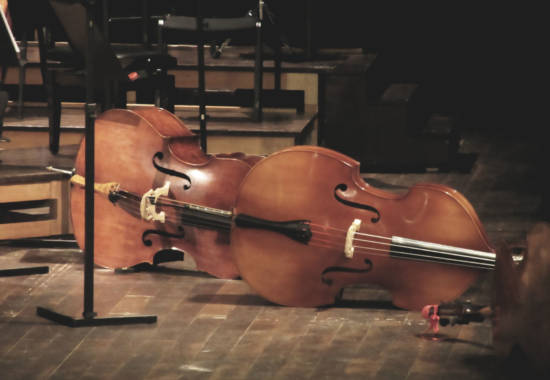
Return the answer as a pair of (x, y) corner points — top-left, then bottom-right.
(0, 90), (10, 143)
(114, 81), (126, 109)
(159, 74), (175, 113)
(46, 71), (61, 154)
(48, 99), (61, 155)
(18, 64), (26, 119)
(252, 1), (264, 122)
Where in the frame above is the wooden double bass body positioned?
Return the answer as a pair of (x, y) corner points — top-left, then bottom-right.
(70, 107), (260, 278)
(230, 145), (495, 310)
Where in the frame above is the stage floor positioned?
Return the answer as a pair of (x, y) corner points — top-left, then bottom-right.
(0, 130), (546, 379)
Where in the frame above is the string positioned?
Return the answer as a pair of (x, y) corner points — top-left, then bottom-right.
(316, 240), (494, 269)
(312, 222), (400, 242)
(310, 226), (494, 269)
(97, 187), (226, 215)
(107, 191), (230, 229)
(307, 226), (494, 269)
(100, 189), (495, 269)
(354, 234), (492, 264)
(306, 237), (494, 269)
(309, 222), (494, 260)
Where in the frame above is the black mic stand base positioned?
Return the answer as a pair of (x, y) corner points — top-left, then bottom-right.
(36, 306), (157, 327)
(0, 266), (49, 277)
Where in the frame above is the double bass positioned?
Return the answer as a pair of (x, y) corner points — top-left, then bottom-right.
(73, 108), (494, 310)
(70, 107), (261, 278)
(228, 145), (495, 310)
(129, 143), (495, 310)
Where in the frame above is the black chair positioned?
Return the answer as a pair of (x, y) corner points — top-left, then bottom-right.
(0, 3), (24, 127)
(157, 0), (264, 152)
(7, 0), (80, 122)
(45, 0), (177, 154)
(0, 5), (27, 121)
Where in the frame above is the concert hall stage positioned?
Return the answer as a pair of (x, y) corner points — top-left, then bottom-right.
(1, 4), (546, 377)
(0, 125), (545, 379)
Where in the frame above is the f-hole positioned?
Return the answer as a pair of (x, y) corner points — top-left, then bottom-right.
(321, 259), (373, 286)
(142, 229), (186, 247)
(152, 152), (192, 190)
(334, 184), (380, 223)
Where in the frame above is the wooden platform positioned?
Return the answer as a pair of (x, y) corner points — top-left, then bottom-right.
(0, 129), (546, 379)
(1, 44), (377, 157)
(0, 144), (77, 240)
(1, 103), (317, 155)
(1, 43), (358, 94)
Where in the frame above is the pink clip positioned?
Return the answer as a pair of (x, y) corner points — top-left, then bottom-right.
(422, 304), (440, 333)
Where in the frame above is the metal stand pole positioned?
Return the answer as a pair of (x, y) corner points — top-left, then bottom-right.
(0, 267), (49, 277)
(36, 0), (156, 327)
(252, 0), (264, 122)
(196, 0), (207, 152)
(0, 89), (9, 144)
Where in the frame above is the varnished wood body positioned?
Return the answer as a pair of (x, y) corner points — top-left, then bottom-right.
(71, 107), (260, 278)
(231, 145), (494, 310)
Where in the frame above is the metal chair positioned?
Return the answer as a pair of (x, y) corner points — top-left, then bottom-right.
(158, 0), (265, 152)
(45, 0), (177, 154)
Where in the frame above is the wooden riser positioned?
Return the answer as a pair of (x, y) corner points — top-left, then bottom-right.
(2, 67), (319, 108)
(0, 180), (72, 240)
(2, 44), (323, 157)
(0, 130), (83, 150)
(1, 104), (317, 156)
(1, 125), (317, 156)
(207, 129), (317, 155)
(0, 144), (78, 240)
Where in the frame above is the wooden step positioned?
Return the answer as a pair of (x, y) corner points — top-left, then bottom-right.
(0, 103), (317, 155)
(0, 43), (341, 110)
(0, 144), (76, 240)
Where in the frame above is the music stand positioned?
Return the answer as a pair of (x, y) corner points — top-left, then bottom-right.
(0, 6), (50, 277)
(36, 0), (156, 327)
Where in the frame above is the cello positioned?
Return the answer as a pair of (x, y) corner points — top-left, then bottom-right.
(422, 222), (550, 378)
(131, 144), (494, 310)
(70, 106), (261, 278)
